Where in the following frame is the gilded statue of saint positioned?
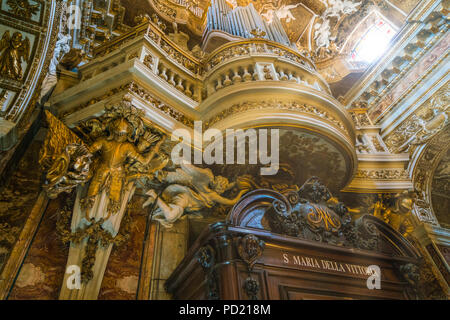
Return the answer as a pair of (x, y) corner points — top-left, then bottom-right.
(83, 117), (165, 215)
(41, 101), (168, 219)
(0, 31), (30, 80)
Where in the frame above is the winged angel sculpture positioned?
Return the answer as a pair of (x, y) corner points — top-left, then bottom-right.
(0, 30), (30, 80)
(40, 98), (253, 230)
(143, 162), (253, 228)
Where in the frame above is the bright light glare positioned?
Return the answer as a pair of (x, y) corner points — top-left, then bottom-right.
(351, 20), (395, 63)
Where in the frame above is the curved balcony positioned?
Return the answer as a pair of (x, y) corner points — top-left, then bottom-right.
(49, 22), (357, 191)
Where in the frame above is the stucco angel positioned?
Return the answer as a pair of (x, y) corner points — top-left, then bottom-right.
(142, 162), (253, 228)
(0, 31), (30, 80)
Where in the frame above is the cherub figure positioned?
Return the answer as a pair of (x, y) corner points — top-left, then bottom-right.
(143, 162), (253, 228)
(0, 31), (30, 80)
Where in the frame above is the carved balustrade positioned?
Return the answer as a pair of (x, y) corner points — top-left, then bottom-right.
(203, 40), (331, 98)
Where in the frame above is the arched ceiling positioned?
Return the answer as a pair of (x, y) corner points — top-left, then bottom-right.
(116, 0), (422, 99)
(119, 1), (421, 45)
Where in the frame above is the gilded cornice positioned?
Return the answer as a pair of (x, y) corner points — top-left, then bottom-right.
(60, 81), (195, 128)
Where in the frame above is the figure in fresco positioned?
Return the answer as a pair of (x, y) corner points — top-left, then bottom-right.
(0, 31), (30, 80)
(143, 162), (253, 228)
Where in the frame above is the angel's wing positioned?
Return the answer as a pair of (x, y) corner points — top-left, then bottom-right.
(18, 36), (30, 63)
(0, 31), (10, 52)
(39, 110), (85, 171)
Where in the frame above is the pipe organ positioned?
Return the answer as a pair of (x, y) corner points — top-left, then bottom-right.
(204, 0), (291, 47)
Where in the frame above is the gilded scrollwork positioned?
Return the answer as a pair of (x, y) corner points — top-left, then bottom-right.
(385, 86), (449, 154)
(355, 169), (409, 180)
(56, 197), (132, 283)
(266, 177), (379, 250)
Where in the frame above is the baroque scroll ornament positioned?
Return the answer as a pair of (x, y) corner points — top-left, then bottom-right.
(266, 177), (379, 250)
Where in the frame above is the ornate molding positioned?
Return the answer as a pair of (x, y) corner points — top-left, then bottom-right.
(206, 40), (316, 74)
(60, 81), (195, 128)
(355, 169), (409, 180)
(204, 100), (348, 134)
(411, 126), (450, 225)
(384, 85), (449, 154)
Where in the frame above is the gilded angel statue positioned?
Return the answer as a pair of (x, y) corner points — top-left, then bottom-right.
(40, 98), (169, 219)
(143, 162), (254, 228)
(0, 31), (30, 80)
